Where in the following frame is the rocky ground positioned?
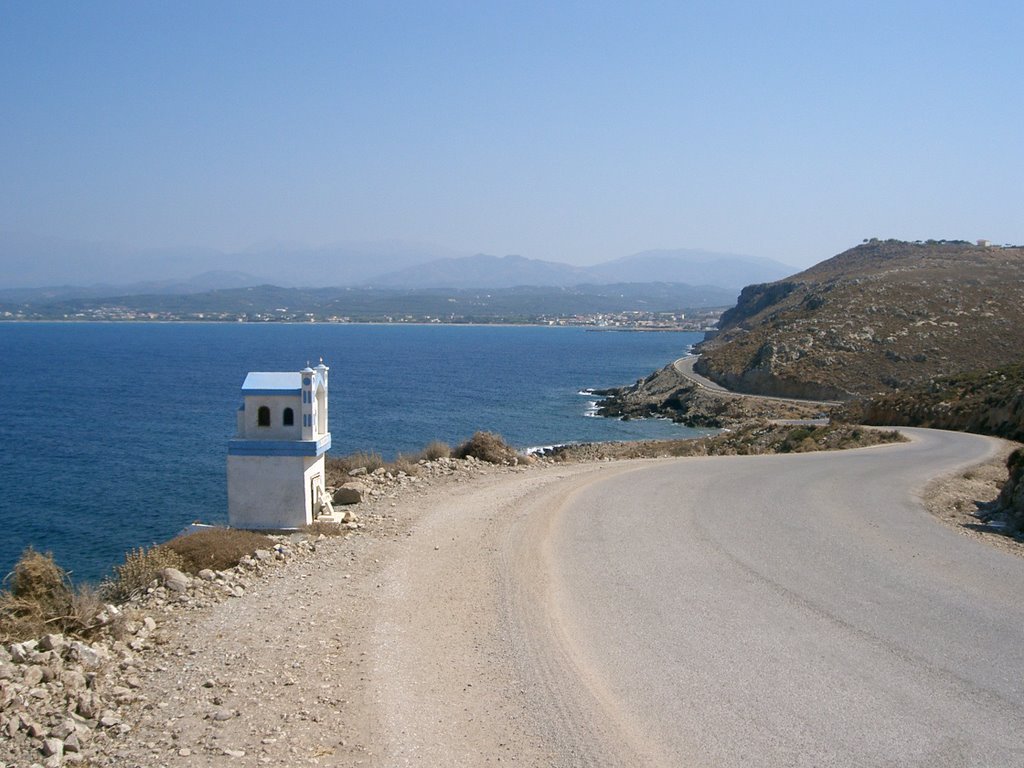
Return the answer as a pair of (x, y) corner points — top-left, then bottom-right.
(3, 443), (1021, 767)
(594, 362), (829, 427)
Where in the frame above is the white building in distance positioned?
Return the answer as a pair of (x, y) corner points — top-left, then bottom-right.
(227, 360), (332, 529)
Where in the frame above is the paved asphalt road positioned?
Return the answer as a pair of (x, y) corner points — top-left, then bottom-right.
(545, 428), (1023, 766)
(672, 355), (842, 406)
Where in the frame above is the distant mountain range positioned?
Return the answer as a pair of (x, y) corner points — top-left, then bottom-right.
(0, 232), (793, 300)
(366, 250), (792, 291)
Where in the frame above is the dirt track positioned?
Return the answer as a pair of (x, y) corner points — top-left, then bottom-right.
(97, 461), (646, 767)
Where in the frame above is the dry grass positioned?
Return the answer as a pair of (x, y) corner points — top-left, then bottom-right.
(163, 527), (274, 573)
(390, 454), (421, 476)
(100, 545), (185, 603)
(454, 431), (518, 464)
(327, 440), (454, 484)
(0, 547), (106, 643)
(422, 440), (452, 460)
(302, 520), (348, 537)
(326, 451), (386, 484)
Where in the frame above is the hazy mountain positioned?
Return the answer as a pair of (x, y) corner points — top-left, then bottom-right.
(365, 249), (791, 290)
(584, 249), (794, 288)
(366, 254), (588, 289)
(0, 271), (268, 303)
(0, 232), (462, 289)
(1, 231), (789, 296)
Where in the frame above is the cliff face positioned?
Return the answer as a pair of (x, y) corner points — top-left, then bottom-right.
(694, 240), (1024, 398)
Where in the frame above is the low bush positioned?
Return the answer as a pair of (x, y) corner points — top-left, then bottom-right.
(390, 454), (421, 476)
(163, 527), (274, 574)
(422, 440), (452, 460)
(454, 431), (518, 464)
(101, 545), (185, 603)
(326, 451), (386, 484)
(1, 547), (103, 643)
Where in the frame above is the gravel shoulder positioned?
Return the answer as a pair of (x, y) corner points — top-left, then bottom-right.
(922, 437), (1024, 558)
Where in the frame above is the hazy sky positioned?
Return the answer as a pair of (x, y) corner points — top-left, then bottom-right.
(1, 1), (1021, 268)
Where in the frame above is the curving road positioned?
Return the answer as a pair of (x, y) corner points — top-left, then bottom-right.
(545, 428), (1023, 766)
(672, 355), (843, 407)
(369, 429), (1024, 766)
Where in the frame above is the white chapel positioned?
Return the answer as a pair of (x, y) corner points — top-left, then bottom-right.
(227, 360), (333, 529)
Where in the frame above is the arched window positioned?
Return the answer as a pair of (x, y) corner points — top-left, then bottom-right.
(283, 407), (294, 426)
(257, 406), (271, 427)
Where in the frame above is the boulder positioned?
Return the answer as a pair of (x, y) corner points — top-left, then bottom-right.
(333, 485), (364, 505)
(160, 567), (190, 593)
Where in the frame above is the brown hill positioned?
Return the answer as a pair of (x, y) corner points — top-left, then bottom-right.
(694, 239), (1024, 399)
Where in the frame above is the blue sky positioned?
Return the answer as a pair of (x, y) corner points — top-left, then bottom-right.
(1, 0), (1021, 269)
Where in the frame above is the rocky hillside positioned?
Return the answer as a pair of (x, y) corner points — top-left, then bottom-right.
(694, 240), (1024, 399)
(840, 361), (1024, 443)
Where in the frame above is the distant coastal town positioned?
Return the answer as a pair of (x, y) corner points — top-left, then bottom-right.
(0, 304), (723, 330)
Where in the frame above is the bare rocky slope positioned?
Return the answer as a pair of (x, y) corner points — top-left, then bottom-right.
(693, 239), (1024, 399)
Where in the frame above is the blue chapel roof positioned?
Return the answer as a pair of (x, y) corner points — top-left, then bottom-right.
(241, 372), (302, 394)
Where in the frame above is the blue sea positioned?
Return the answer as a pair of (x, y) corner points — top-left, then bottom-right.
(0, 323), (705, 583)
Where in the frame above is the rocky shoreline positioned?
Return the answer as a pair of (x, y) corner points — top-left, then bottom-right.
(593, 361), (829, 427)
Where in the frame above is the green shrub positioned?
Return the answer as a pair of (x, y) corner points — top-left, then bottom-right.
(163, 527), (274, 573)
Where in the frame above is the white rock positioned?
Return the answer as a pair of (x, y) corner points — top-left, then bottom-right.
(22, 664), (44, 686)
(160, 567), (190, 593)
(38, 634), (66, 653)
(62, 670), (87, 691)
(10, 640), (36, 663)
(67, 642), (103, 670)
